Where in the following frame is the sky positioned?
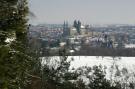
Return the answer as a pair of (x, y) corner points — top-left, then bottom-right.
(29, 0), (135, 25)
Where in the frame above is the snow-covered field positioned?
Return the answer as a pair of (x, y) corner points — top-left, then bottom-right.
(42, 56), (135, 82)
(68, 56), (135, 70)
(42, 56), (135, 69)
(69, 56), (135, 81)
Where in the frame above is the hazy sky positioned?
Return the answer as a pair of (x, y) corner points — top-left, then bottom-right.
(29, 0), (135, 24)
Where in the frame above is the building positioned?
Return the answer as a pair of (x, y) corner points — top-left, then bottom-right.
(70, 27), (78, 36)
(63, 21), (70, 37)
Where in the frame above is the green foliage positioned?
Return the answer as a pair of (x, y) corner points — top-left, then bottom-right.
(89, 65), (111, 89)
(1, 0), (133, 89)
(40, 56), (80, 89)
(88, 65), (122, 89)
(27, 55), (132, 89)
(0, 0), (35, 89)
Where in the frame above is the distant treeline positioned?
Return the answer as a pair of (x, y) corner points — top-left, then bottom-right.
(74, 46), (135, 56)
(41, 46), (135, 56)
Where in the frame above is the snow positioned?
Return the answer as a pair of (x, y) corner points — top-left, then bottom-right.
(72, 28), (77, 31)
(5, 38), (15, 43)
(68, 56), (135, 69)
(81, 25), (85, 29)
(70, 50), (75, 53)
(125, 44), (135, 48)
(60, 42), (66, 47)
(42, 56), (135, 72)
(42, 56), (135, 82)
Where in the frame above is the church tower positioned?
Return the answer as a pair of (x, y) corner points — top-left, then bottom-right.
(63, 21), (69, 37)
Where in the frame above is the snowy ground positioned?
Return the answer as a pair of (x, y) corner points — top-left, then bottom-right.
(68, 56), (135, 81)
(42, 56), (135, 70)
(68, 56), (135, 70)
(42, 56), (135, 82)
(125, 44), (135, 48)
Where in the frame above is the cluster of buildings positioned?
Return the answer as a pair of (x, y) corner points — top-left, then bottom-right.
(68, 23), (135, 50)
(28, 22), (135, 55)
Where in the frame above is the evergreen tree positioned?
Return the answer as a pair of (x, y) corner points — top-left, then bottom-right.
(88, 65), (122, 89)
(39, 56), (80, 89)
(89, 66), (111, 89)
(0, 0), (35, 88)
